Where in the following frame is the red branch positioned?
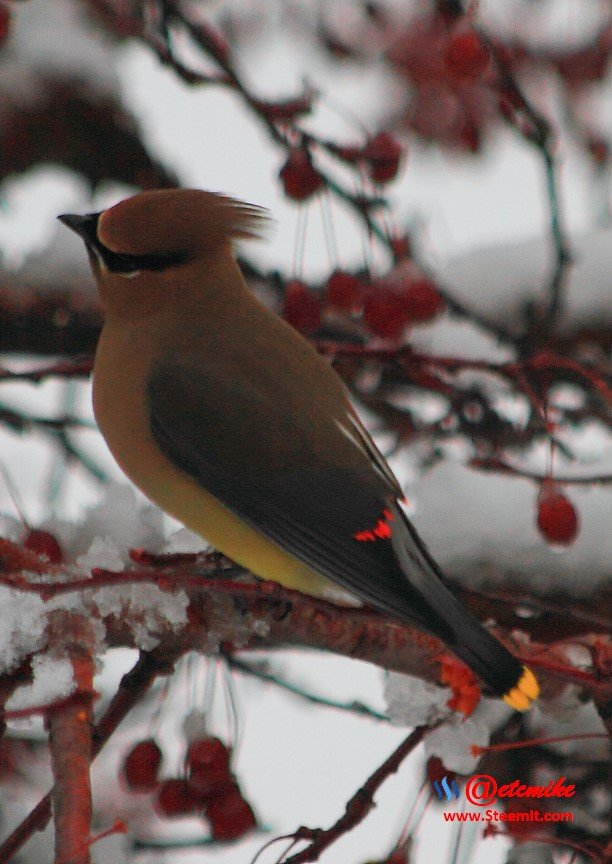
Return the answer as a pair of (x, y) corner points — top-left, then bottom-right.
(0, 554), (608, 858)
(318, 343), (612, 408)
(46, 613), (96, 864)
(0, 540), (609, 695)
(0, 648), (180, 863)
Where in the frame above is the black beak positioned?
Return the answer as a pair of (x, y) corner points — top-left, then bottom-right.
(57, 212), (101, 245)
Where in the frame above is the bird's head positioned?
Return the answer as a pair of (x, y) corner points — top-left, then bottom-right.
(58, 187), (268, 283)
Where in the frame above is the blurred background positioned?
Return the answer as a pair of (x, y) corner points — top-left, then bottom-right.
(0, 1), (609, 863)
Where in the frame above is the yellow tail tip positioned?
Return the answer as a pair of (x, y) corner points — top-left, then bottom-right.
(502, 667), (540, 711)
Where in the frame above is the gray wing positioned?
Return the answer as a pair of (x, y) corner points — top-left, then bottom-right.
(146, 355), (435, 625)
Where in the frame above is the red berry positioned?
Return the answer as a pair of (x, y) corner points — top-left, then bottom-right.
(536, 483), (579, 546)
(187, 737), (231, 773)
(122, 739), (162, 791)
(401, 278), (444, 323)
(23, 529), (63, 564)
(156, 778), (199, 817)
(324, 270), (364, 313)
(206, 785), (256, 840)
(189, 770), (233, 802)
(445, 31), (489, 81)
(279, 148), (324, 201)
(187, 737), (232, 800)
(283, 281), (322, 333)
(0, 4), (11, 45)
(363, 286), (410, 339)
(362, 131), (404, 183)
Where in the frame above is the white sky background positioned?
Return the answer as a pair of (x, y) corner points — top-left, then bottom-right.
(0, 1), (610, 863)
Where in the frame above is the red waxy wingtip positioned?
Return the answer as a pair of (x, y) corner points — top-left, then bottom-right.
(354, 508), (394, 543)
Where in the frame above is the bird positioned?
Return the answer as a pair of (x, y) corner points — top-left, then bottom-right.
(59, 188), (539, 711)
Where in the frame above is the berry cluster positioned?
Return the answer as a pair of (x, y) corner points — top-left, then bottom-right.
(283, 269), (444, 339)
(122, 735), (256, 841)
(279, 130), (404, 201)
(387, 17), (493, 153)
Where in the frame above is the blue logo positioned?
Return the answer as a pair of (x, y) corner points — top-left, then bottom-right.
(433, 776), (460, 801)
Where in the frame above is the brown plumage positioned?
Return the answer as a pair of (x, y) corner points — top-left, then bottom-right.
(59, 188), (539, 710)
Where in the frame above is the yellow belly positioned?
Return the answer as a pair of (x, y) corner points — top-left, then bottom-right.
(137, 452), (329, 596)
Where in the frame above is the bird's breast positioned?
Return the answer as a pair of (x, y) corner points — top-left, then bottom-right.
(92, 320), (331, 595)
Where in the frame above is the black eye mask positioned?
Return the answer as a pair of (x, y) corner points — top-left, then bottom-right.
(57, 212), (188, 274)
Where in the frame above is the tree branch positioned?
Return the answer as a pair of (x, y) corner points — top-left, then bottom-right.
(46, 613), (95, 864)
(0, 646), (181, 863)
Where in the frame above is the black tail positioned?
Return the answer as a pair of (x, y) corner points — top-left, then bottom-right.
(390, 504), (528, 699)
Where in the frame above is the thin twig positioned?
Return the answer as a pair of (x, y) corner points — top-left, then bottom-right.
(469, 457), (612, 486)
(225, 654), (389, 722)
(282, 725), (429, 863)
(483, 34), (573, 337)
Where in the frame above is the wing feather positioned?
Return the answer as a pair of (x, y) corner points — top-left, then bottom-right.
(147, 356), (433, 626)
(146, 355), (526, 697)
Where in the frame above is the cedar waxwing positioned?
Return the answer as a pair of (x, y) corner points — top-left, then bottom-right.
(59, 189), (539, 711)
